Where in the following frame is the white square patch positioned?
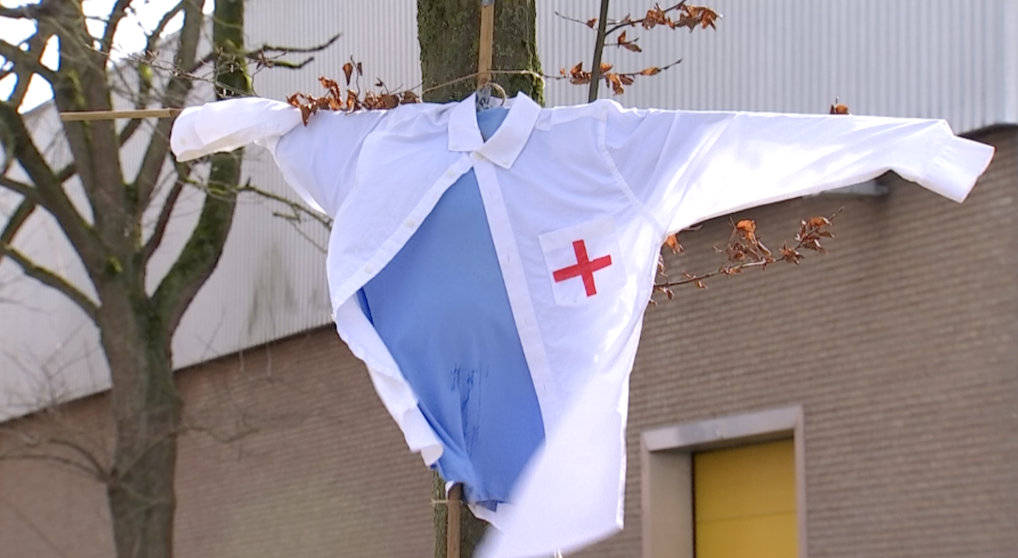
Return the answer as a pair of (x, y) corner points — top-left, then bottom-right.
(539, 215), (627, 306)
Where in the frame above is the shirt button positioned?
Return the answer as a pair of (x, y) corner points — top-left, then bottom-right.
(364, 265), (373, 274)
(472, 152), (484, 161)
(502, 160), (510, 166)
(445, 170), (455, 178)
(405, 219), (415, 228)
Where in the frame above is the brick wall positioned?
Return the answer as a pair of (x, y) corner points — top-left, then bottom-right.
(0, 331), (436, 558)
(1, 129), (1015, 558)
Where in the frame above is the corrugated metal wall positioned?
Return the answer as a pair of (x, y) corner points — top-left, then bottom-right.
(539, 0), (1012, 131)
(2, 0), (1013, 420)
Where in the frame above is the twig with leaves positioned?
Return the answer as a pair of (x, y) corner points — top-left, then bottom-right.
(556, 1), (722, 97)
(651, 208), (843, 300)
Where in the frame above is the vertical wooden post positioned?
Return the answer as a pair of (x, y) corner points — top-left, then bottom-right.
(477, 0), (495, 87)
(447, 484), (463, 558)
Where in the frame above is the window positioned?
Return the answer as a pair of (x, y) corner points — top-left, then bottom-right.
(640, 406), (806, 558)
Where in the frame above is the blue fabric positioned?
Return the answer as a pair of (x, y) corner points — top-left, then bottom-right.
(359, 107), (544, 509)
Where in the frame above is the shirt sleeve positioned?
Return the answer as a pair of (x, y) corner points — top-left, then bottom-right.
(602, 102), (996, 235)
(171, 97), (387, 216)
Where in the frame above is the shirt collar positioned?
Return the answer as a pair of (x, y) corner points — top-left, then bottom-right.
(447, 92), (542, 169)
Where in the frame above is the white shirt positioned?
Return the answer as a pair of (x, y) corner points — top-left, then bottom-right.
(172, 93), (994, 558)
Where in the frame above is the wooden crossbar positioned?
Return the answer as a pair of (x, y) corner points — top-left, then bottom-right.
(59, 108), (182, 122)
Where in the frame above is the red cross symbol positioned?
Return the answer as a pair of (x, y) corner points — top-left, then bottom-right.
(552, 239), (613, 297)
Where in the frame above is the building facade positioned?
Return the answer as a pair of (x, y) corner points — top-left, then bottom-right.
(2, 1), (1016, 557)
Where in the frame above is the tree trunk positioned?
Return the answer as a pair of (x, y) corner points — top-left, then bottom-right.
(417, 1), (543, 556)
(101, 289), (180, 558)
(418, 0), (543, 104)
(101, 2), (250, 558)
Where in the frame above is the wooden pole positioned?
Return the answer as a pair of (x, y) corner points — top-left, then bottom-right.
(477, 0), (495, 87)
(451, 2), (494, 549)
(447, 483), (463, 558)
(59, 108), (182, 122)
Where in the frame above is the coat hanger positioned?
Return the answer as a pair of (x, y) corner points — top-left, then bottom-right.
(475, 82), (507, 112)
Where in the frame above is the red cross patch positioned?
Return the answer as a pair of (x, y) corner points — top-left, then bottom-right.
(552, 240), (613, 297)
(540, 216), (627, 306)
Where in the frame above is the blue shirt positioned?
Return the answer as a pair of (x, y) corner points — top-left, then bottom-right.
(359, 107), (544, 509)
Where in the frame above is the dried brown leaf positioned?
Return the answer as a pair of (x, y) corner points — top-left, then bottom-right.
(829, 96), (850, 114)
(400, 90), (420, 104)
(606, 73), (625, 95)
(664, 234), (682, 254)
(807, 216), (832, 229)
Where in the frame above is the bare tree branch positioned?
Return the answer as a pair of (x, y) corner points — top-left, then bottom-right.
(553, 10), (598, 28)
(242, 33), (342, 70)
(133, 2), (202, 215)
(142, 170), (187, 264)
(0, 38), (58, 84)
(146, 2), (186, 53)
(1, 420), (111, 480)
(248, 56), (317, 71)
(55, 163), (76, 184)
(152, 166), (237, 334)
(0, 243), (99, 320)
(117, 108), (146, 149)
(181, 32), (342, 94)
(0, 4), (51, 19)
(47, 20), (98, 208)
(6, 26), (55, 111)
(0, 199), (37, 266)
(49, 3), (123, 244)
(0, 101), (103, 272)
(0, 175), (41, 203)
(588, 0), (612, 102)
(248, 33), (342, 56)
(0, 452), (102, 481)
(41, 436), (110, 478)
(99, 0), (133, 54)
(117, 1), (186, 147)
(238, 182), (332, 229)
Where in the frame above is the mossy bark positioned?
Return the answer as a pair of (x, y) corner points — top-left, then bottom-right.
(417, 2), (543, 556)
(418, 0), (543, 104)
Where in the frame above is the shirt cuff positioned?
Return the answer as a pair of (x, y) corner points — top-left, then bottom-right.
(170, 98), (302, 162)
(170, 106), (206, 162)
(923, 135), (995, 202)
